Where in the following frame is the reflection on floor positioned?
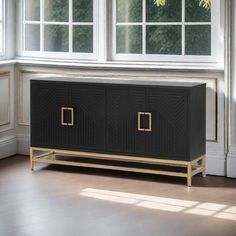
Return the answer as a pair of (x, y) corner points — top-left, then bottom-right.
(81, 188), (236, 220)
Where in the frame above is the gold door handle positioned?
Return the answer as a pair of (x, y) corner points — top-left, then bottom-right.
(145, 112), (152, 132)
(138, 112), (145, 131)
(61, 107), (74, 126)
(138, 112), (152, 132)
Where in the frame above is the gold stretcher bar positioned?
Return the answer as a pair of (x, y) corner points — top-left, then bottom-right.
(30, 147), (206, 187)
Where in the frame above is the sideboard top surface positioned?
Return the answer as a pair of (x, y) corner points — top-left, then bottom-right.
(31, 78), (205, 88)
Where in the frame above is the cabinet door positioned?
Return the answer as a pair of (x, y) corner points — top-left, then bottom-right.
(31, 81), (70, 149)
(68, 83), (106, 151)
(106, 85), (146, 155)
(145, 88), (189, 160)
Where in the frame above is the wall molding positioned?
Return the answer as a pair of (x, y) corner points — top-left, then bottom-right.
(0, 67), (14, 133)
(0, 135), (17, 159)
(0, 72), (10, 127)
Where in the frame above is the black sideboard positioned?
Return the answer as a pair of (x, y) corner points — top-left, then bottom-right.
(30, 80), (206, 186)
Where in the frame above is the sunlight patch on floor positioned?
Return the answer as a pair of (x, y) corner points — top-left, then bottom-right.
(137, 201), (185, 212)
(80, 188), (236, 221)
(185, 208), (216, 216)
(80, 191), (138, 204)
(185, 203), (227, 216)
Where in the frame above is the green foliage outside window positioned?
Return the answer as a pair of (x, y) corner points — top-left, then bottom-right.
(44, 0), (93, 53)
(116, 0), (211, 56)
(153, 0), (211, 10)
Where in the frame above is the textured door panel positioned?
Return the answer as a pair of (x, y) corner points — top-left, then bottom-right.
(145, 88), (189, 160)
(106, 86), (146, 155)
(31, 81), (70, 149)
(68, 84), (106, 151)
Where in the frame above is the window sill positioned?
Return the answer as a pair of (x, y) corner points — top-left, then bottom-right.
(0, 59), (16, 66)
(16, 57), (224, 72)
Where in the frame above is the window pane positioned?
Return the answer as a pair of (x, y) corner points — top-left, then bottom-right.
(185, 25), (211, 55)
(116, 0), (142, 23)
(146, 26), (181, 54)
(73, 26), (93, 52)
(146, 0), (181, 22)
(73, 0), (93, 22)
(116, 26), (142, 53)
(44, 25), (69, 52)
(25, 24), (40, 51)
(25, 0), (40, 21)
(44, 0), (69, 22)
(185, 0), (211, 22)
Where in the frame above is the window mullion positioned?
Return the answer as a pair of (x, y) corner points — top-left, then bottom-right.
(41, 0), (44, 52)
(112, 0), (117, 60)
(182, 0), (185, 56)
(23, 0), (26, 51)
(142, 0), (146, 55)
(97, 0), (107, 61)
(69, 0), (72, 53)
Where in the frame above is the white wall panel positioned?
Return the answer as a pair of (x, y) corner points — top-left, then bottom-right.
(0, 66), (16, 159)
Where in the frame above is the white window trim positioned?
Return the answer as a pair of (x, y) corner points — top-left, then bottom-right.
(19, 0), (98, 60)
(110, 0), (223, 63)
(0, 0), (5, 57)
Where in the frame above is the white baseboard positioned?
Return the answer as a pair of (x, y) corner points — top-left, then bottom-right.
(226, 147), (236, 177)
(0, 135), (17, 159)
(206, 154), (226, 176)
(227, 157), (236, 178)
(17, 134), (30, 155)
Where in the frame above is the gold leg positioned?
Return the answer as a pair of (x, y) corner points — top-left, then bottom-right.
(30, 147), (35, 171)
(202, 155), (206, 177)
(187, 163), (192, 187)
(52, 152), (56, 161)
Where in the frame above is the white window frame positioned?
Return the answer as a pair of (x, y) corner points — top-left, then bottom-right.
(111, 0), (222, 63)
(17, 0), (224, 65)
(19, 0), (98, 60)
(0, 0), (5, 57)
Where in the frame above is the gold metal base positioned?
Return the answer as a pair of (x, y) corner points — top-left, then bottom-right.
(30, 147), (206, 187)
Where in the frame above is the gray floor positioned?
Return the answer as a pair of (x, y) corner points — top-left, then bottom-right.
(0, 156), (236, 236)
